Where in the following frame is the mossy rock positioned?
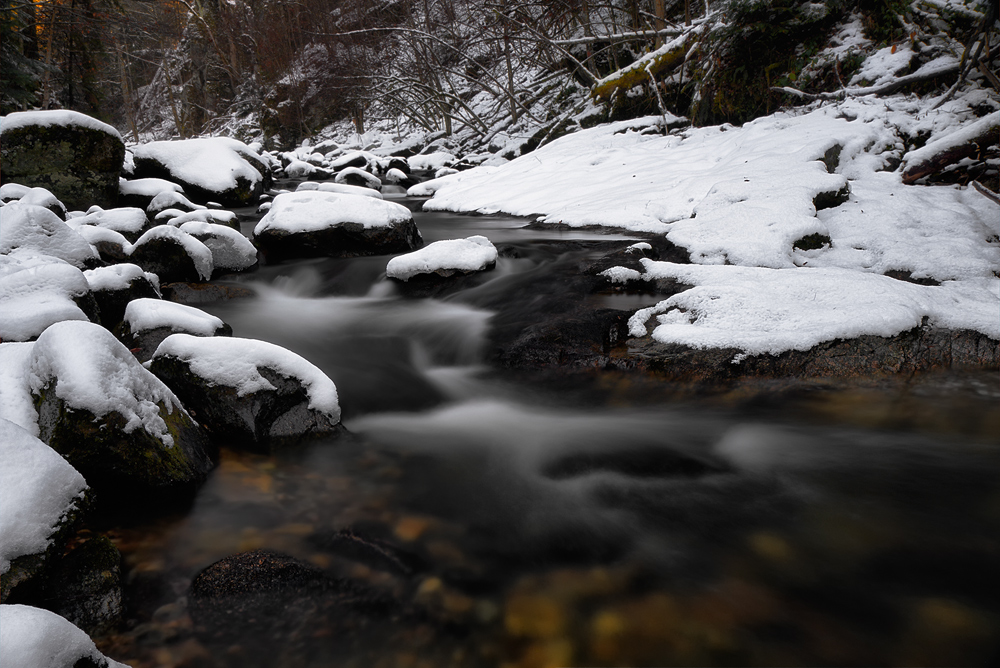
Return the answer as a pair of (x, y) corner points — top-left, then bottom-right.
(0, 111), (125, 210)
(33, 383), (214, 503)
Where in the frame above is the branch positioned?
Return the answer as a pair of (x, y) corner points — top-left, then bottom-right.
(971, 180), (1000, 205)
(553, 27), (682, 46)
(771, 61), (961, 100)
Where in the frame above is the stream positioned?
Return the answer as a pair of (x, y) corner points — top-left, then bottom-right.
(95, 195), (1000, 667)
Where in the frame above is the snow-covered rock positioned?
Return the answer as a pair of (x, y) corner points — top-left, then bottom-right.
(0, 184), (68, 219)
(119, 177), (184, 210)
(178, 221), (258, 275)
(0, 419), (88, 600)
(146, 190), (204, 219)
(408, 151), (456, 173)
(335, 166), (382, 190)
(132, 137), (269, 207)
(74, 225), (132, 264)
(253, 191), (421, 262)
(158, 208), (239, 230)
(330, 150), (376, 171)
(118, 298), (231, 362)
(84, 264), (160, 329)
(0, 342), (36, 431)
(0, 252), (99, 342)
(296, 181), (384, 199)
(0, 109), (126, 210)
(128, 225), (214, 283)
(284, 158), (331, 180)
(71, 207), (149, 243)
(386, 235), (498, 281)
(149, 334), (343, 452)
(0, 604), (130, 668)
(29, 321), (213, 498)
(0, 203), (99, 268)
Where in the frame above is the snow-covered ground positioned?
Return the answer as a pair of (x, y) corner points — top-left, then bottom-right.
(412, 94), (1000, 356)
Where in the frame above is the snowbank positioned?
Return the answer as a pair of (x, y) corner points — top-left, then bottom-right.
(152, 334), (340, 418)
(386, 235), (498, 281)
(624, 260), (1000, 355)
(255, 191), (412, 234)
(0, 419), (87, 576)
(0, 604), (130, 668)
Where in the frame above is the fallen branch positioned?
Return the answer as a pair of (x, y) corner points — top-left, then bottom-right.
(771, 61), (961, 100)
(971, 180), (1000, 205)
(901, 113), (1000, 184)
(554, 28), (681, 46)
(591, 28), (700, 102)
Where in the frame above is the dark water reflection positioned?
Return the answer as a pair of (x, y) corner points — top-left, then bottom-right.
(99, 206), (1000, 667)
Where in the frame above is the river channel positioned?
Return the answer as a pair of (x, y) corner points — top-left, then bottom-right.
(94, 193), (1000, 667)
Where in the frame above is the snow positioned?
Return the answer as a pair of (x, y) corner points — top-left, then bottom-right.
(0, 253), (92, 342)
(0, 604), (130, 668)
(0, 203), (98, 268)
(849, 43), (915, 87)
(624, 260), (999, 355)
(72, 207), (148, 238)
(384, 168), (408, 184)
(0, 343), (38, 433)
(129, 226), (214, 281)
(0, 186), (66, 216)
(28, 321), (183, 446)
(0, 183), (32, 202)
(132, 137), (264, 193)
(284, 159), (320, 178)
(73, 225), (132, 254)
(254, 191), (412, 235)
(148, 190), (204, 214)
(119, 177), (184, 197)
(84, 264), (159, 293)
(159, 209), (238, 228)
(124, 298), (224, 336)
(152, 334), (341, 420)
(407, 151), (456, 172)
(0, 109), (123, 141)
(901, 112), (1000, 174)
(296, 181), (384, 199)
(178, 221), (258, 271)
(386, 235), (498, 281)
(0, 419), (87, 575)
(331, 150), (377, 170)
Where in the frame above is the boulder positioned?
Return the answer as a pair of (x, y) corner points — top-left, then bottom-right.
(73, 226), (131, 264)
(0, 604), (129, 668)
(128, 225), (214, 283)
(253, 191), (421, 263)
(118, 177), (184, 210)
(131, 137), (269, 207)
(0, 420), (89, 602)
(70, 207), (149, 243)
(117, 298), (231, 363)
(0, 110), (126, 210)
(335, 166), (382, 191)
(28, 321), (214, 500)
(146, 190), (203, 219)
(0, 253), (101, 342)
(178, 221), (258, 276)
(386, 235), (497, 283)
(83, 264), (161, 330)
(0, 184), (68, 219)
(149, 333), (343, 452)
(0, 203), (99, 269)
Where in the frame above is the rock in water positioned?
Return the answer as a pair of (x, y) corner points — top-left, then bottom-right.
(253, 190), (421, 263)
(0, 604), (129, 668)
(131, 137), (269, 207)
(84, 264), (161, 330)
(178, 221), (259, 276)
(117, 298), (231, 362)
(0, 110), (126, 210)
(128, 225), (214, 283)
(386, 235), (498, 281)
(28, 321), (214, 501)
(0, 419), (88, 602)
(148, 334), (343, 452)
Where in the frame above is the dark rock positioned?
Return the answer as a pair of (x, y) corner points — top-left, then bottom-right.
(117, 319), (232, 365)
(188, 550), (407, 657)
(813, 183), (851, 210)
(0, 110), (126, 210)
(87, 266), (161, 330)
(307, 529), (427, 577)
(793, 233), (832, 251)
(148, 338), (344, 452)
(254, 219), (422, 263)
(335, 167), (382, 190)
(128, 226), (213, 283)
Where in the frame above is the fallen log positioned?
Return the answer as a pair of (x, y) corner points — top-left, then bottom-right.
(900, 113), (999, 184)
(591, 29), (700, 102)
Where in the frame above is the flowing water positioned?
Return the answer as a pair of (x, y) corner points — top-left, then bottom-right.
(96, 197), (1000, 667)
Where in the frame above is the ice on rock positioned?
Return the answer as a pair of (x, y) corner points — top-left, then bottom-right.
(0, 252), (94, 342)
(386, 235), (498, 281)
(0, 419), (87, 576)
(0, 203), (98, 268)
(0, 604), (130, 668)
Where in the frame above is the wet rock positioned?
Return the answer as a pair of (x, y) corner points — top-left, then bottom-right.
(148, 334), (344, 452)
(30, 321), (214, 503)
(307, 529), (427, 577)
(188, 550), (405, 656)
(84, 264), (161, 330)
(128, 225), (214, 283)
(0, 110), (126, 210)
